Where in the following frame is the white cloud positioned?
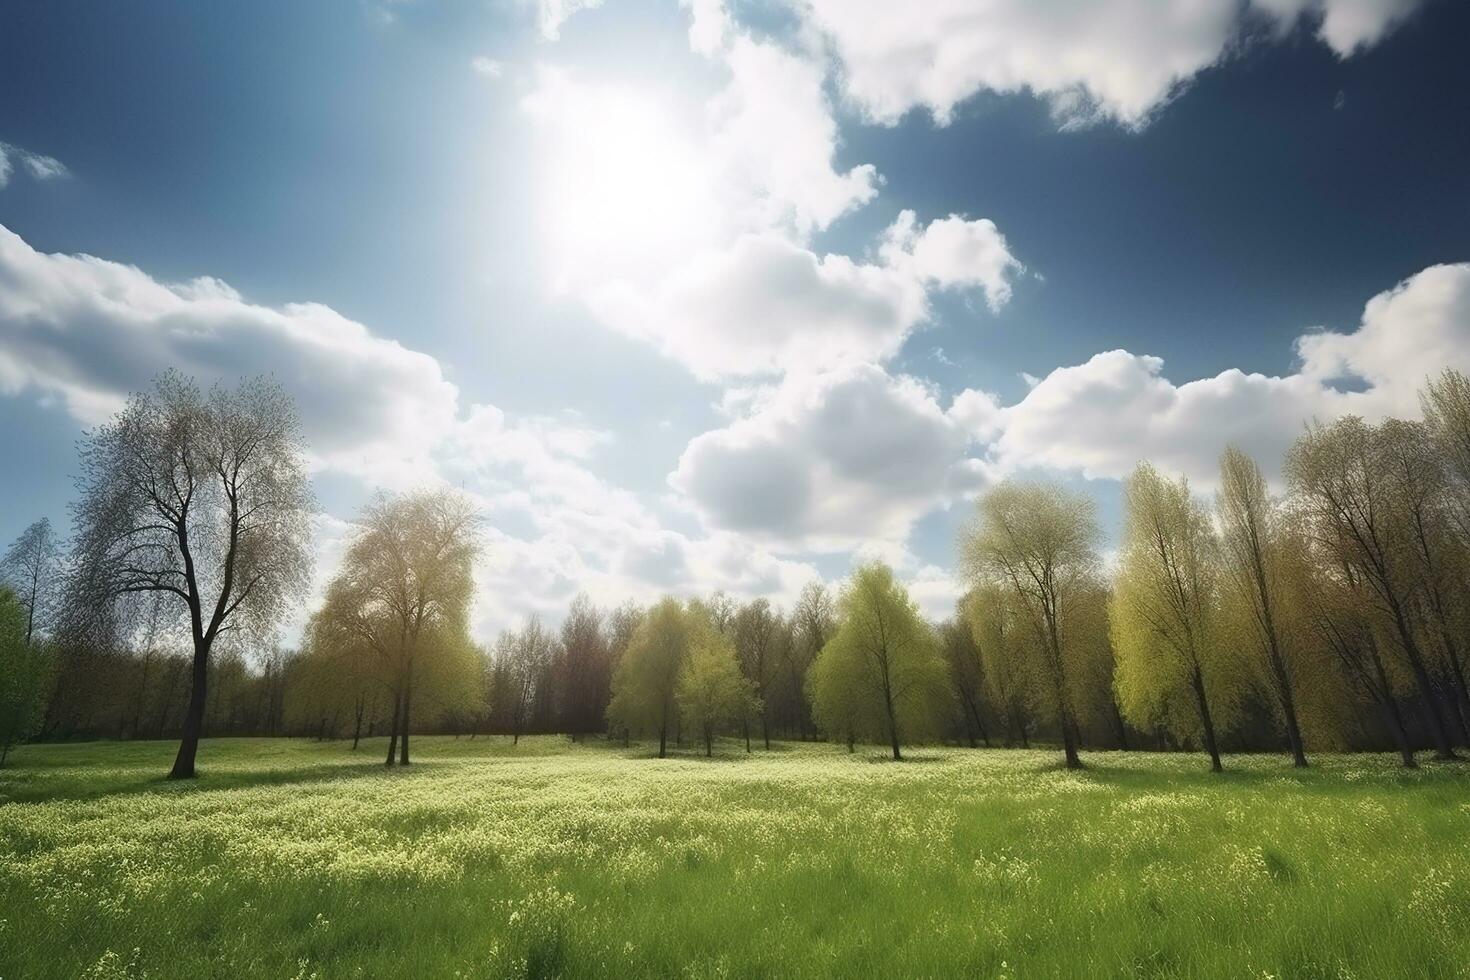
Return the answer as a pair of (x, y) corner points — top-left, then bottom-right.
(787, 0), (1427, 129)
(0, 223), (458, 483)
(0, 222), (839, 635)
(703, 34), (879, 237)
(673, 363), (991, 551)
(471, 56), (504, 78)
(0, 142), (68, 189)
(534, 0), (603, 40)
(976, 262), (1470, 486)
(1255, 0), (1426, 55)
(590, 210), (1021, 380)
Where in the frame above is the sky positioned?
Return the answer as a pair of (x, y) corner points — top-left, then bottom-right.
(2, 0), (1469, 640)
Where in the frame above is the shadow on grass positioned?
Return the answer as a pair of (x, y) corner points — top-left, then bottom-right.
(0, 758), (422, 806)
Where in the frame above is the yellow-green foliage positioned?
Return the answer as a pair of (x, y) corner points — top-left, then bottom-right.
(809, 563), (950, 752)
(607, 597), (693, 745)
(1112, 463), (1248, 747)
(1, 737), (1468, 979)
(677, 629), (757, 754)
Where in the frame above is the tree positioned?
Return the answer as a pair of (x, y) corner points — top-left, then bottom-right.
(1377, 418), (1470, 741)
(965, 585), (1037, 748)
(1293, 549), (1419, 766)
(785, 582), (834, 740)
(0, 588), (51, 766)
(677, 628), (757, 756)
(2, 518), (61, 647)
(733, 598), (781, 749)
(1421, 368), (1470, 546)
(939, 612), (990, 747)
(497, 616), (557, 744)
(959, 480), (1101, 768)
(607, 598), (695, 757)
(65, 372), (312, 779)
(1113, 463), (1242, 772)
(558, 594), (610, 739)
(1217, 445), (1311, 766)
(1286, 417), (1459, 759)
(808, 563), (949, 760)
(320, 488), (480, 766)
(293, 608), (390, 748)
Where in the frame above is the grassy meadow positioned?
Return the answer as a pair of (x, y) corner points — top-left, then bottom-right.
(1, 737), (1467, 979)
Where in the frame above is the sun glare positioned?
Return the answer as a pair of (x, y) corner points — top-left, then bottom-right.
(534, 83), (715, 285)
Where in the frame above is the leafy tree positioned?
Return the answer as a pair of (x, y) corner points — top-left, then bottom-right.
(1217, 445), (1311, 766)
(319, 488), (480, 765)
(939, 611), (990, 747)
(292, 608), (391, 747)
(2, 518), (61, 647)
(558, 594), (610, 739)
(808, 562), (949, 760)
(677, 627), (758, 756)
(965, 585), (1037, 748)
(607, 597), (696, 757)
(64, 372), (312, 779)
(960, 480), (1101, 768)
(1287, 417), (1459, 759)
(0, 588), (51, 766)
(1113, 462), (1243, 772)
(1292, 546), (1419, 766)
(1421, 367), (1470, 544)
(733, 598), (781, 750)
(1377, 418), (1470, 741)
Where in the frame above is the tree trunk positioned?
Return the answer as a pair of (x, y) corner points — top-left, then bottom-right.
(1191, 667), (1223, 773)
(1281, 691), (1308, 768)
(398, 669), (411, 765)
(706, 731), (713, 757)
(385, 688), (402, 766)
(762, 716), (770, 751)
(1060, 719), (1080, 769)
(1111, 701), (1130, 751)
(168, 638), (211, 780)
(658, 723), (667, 759)
(1388, 603), (1457, 759)
(351, 699), (364, 750)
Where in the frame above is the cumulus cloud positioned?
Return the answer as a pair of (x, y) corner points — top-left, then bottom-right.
(0, 224), (458, 482)
(0, 142), (68, 189)
(976, 262), (1470, 486)
(590, 210), (1021, 380)
(1255, 0), (1426, 55)
(673, 363), (991, 550)
(787, 0), (1427, 129)
(702, 33), (879, 237)
(534, 0), (603, 40)
(0, 222), (832, 634)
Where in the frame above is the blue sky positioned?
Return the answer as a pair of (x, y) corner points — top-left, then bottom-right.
(2, 0), (1469, 636)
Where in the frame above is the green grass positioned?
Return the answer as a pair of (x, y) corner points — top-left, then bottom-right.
(1, 737), (1467, 979)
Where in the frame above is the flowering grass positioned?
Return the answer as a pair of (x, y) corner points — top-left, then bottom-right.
(1, 737), (1467, 979)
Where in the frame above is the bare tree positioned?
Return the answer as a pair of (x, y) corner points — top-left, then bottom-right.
(497, 616), (557, 744)
(66, 372), (312, 778)
(3, 518), (62, 647)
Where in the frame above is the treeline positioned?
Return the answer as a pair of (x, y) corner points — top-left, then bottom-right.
(3, 370), (1470, 773)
